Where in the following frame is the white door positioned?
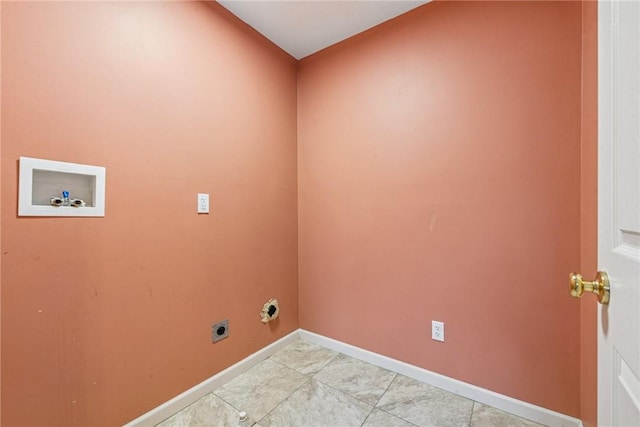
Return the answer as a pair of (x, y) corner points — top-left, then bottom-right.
(598, 1), (640, 426)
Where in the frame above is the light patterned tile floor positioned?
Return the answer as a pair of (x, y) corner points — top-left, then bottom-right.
(156, 339), (547, 427)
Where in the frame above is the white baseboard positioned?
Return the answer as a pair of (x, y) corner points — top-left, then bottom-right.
(298, 329), (583, 427)
(123, 330), (300, 427)
(125, 328), (583, 427)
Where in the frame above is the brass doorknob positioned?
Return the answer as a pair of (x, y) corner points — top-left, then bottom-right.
(569, 271), (610, 304)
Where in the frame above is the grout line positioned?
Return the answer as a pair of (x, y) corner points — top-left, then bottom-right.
(372, 370), (397, 408)
(255, 377), (312, 425)
(358, 407), (376, 427)
(216, 359), (310, 425)
(469, 400), (478, 426)
(309, 355), (388, 410)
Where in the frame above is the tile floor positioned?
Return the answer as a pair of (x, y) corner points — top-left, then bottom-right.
(156, 340), (546, 427)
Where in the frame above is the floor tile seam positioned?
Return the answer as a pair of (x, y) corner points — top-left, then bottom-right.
(250, 369), (312, 424)
(267, 355), (313, 377)
(375, 377), (478, 427)
(458, 391), (477, 426)
(371, 371), (398, 409)
(305, 376), (377, 413)
(310, 350), (399, 405)
(315, 353), (398, 384)
(211, 357), (313, 424)
(156, 392), (209, 426)
(268, 351), (340, 378)
(264, 356), (316, 385)
(373, 407), (422, 427)
(309, 352), (342, 376)
(302, 377), (377, 427)
(358, 406), (377, 427)
(357, 407), (419, 427)
(254, 376), (313, 425)
(313, 350), (341, 373)
(308, 350), (351, 382)
(209, 391), (249, 423)
(375, 373), (422, 409)
(381, 372), (476, 408)
(307, 342), (403, 381)
(468, 400), (479, 426)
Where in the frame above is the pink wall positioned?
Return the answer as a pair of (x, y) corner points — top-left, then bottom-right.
(580, 1), (598, 426)
(1, 0), (599, 424)
(1, 2), (298, 425)
(298, 1), (583, 416)
(0, 3), (3, 422)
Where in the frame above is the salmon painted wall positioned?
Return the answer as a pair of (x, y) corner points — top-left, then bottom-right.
(580, 1), (598, 426)
(298, 1), (582, 416)
(0, 2), (3, 423)
(1, 2), (298, 425)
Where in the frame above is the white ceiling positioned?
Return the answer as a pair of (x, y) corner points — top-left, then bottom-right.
(217, 1), (431, 60)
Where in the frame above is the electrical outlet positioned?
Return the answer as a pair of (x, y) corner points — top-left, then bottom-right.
(212, 319), (229, 343)
(197, 193), (209, 214)
(432, 320), (445, 342)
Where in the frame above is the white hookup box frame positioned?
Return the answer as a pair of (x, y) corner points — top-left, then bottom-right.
(18, 156), (106, 217)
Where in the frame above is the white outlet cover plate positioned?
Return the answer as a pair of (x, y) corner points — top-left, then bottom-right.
(432, 320), (445, 342)
(197, 193), (209, 214)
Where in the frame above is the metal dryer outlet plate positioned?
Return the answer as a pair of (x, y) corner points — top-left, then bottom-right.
(212, 319), (229, 343)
